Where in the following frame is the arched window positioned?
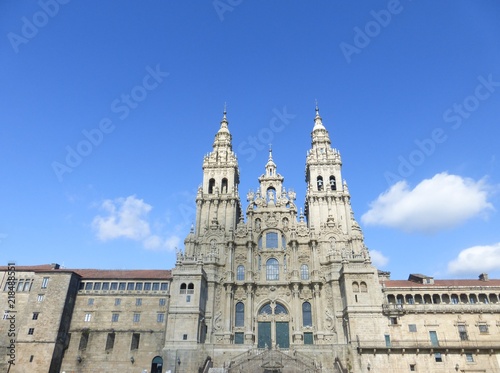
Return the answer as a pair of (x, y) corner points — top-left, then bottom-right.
(360, 282), (367, 292)
(317, 176), (324, 191)
(208, 178), (215, 194)
(187, 283), (194, 294)
(221, 178), (228, 193)
(237, 265), (245, 281)
(302, 302), (312, 326)
(266, 258), (279, 281)
(180, 283), (186, 294)
(330, 176), (336, 190)
(300, 264), (309, 280)
(275, 303), (288, 314)
(352, 282), (359, 292)
(235, 302), (244, 327)
(259, 303), (272, 315)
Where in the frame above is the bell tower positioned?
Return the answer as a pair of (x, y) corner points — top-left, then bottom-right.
(188, 109), (242, 257)
(304, 105), (365, 256)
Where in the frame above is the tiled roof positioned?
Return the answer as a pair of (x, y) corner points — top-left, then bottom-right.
(0, 264), (171, 280)
(384, 279), (500, 288)
(74, 269), (171, 280)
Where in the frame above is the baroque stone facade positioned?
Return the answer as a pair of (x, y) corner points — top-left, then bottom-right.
(1, 108), (500, 372)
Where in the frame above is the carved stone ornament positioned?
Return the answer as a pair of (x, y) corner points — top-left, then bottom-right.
(235, 252), (246, 262)
(265, 213), (278, 228)
(325, 309), (335, 331)
(297, 224), (309, 237)
(236, 224), (247, 238)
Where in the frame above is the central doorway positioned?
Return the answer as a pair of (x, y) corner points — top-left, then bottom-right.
(257, 302), (290, 349)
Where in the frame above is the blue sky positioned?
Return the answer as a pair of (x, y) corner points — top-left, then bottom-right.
(1, 1), (499, 280)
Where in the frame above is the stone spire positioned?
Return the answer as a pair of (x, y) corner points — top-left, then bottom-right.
(311, 103), (332, 148)
(213, 106), (231, 148)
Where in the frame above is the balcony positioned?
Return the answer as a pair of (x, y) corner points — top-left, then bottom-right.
(382, 302), (500, 315)
(356, 337), (500, 354)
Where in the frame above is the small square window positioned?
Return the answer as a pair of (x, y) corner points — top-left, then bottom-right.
(127, 283), (134, 291)
(118, 282), (126, 290)
(28, 328), (35, 335)
(304, 332), (314, 345)
(136, 298), (142, 306)
(85, 282), (93, 290)
(133, 313), (140, 323)
(106, 333), (115, 350)
(111, 313), (119, 322)
(135, 282), (143, 291)
(234, 332), (244, 344)
(37, 294), (44, 302)
(93, 282), (101, 290)
(41, 277), (49, 289)
(131, 333), (140, 350)
(159, 298), (166, 306)
(79, 333), (89, 350)
(102, 282), (110, 290)
(160, 283), (168, 291)
(157, 313), (165, 323)
(88, 298), (94, 306)
(390, 317), (398, 325)
(32, 312), (39, 320)
(408, 324), (417, 332)
(479, 324), (489, 333)
(465, 353), (474, 362)
(115, 298), (121, 306)
(144, 283), (151, 290)
(84, 313), (92, 322)
(152, 282), (160, 290)
(183, 334), (187, 340)
(110, 282), (118, 290)
(409, 364), (416, 371)
(186, 295), (191, 302)
(434, 352), (442, 362)
(23, 280), (32, 292)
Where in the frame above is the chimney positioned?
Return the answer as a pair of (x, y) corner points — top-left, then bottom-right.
(51, 263), (60, 270)
(479, 273), (489, 281)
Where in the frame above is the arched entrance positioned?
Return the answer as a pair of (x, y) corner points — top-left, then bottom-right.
(257, 302), (290, 349)
(151, 356), (163, 373)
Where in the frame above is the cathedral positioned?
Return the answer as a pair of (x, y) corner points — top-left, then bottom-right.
(2, 107), (500, 373)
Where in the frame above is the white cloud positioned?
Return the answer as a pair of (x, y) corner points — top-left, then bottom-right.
(361, 173), (493, 233)
(448, 243), (500, 275)
(92, 195), (152, 241)
(92, 195), (177, 252)
(370, 249), (389, 267)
